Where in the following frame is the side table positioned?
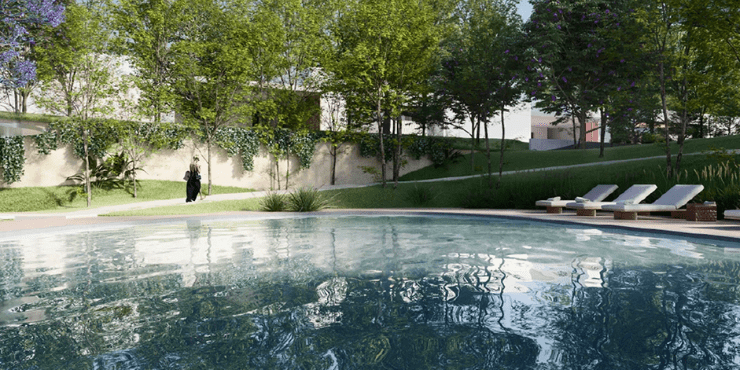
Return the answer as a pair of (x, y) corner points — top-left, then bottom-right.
(687, 203), (717, 222)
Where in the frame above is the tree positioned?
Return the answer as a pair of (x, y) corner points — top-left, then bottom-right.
(479, 0), (525, 189)
(116, 121), (187, 198)
(438, 0), (524, 188)
(168, 0), (263, 195)
(404, 87), (447, 137)
(326, 0), (442, 188)
(0, 0), (65, 89)
(113, 0), (182, 123)
(321, 91), (353, 185)
(523, 0), (639, 150)
(636, 0), (725, 176)
(33, 0), (124, 207)
(252, 0), (330, 131)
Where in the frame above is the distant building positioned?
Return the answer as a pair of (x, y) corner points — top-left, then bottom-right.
(529, 108), (609, 150)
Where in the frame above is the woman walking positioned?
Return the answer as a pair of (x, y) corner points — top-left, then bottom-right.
(185, 156), (202, 202)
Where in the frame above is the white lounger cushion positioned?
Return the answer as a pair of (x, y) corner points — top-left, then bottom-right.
(566, 184), (657, 210)
(603, 184), (704, 212)
(535, 199), (571, 207)
(536, 184), (618, 208)
(725, 210), (740, 220)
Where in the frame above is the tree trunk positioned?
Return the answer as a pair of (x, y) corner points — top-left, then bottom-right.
(470, 116), (476, 173)
(578, 111), (587, 149)
(207, 135), (212, 195)
(330, 145), (337, 185)
(83, 128), (91, 207)
(285, 146), (290, 190)
(571, 114), (578, 148)
(483, 114), (492, 189)
(377, 88), (386, 187)
(133, 157), (138, 198)
(476, 120), (481, 147)
(659, 60), (673, 177)
(393, 115), (402, 189)
(497, 107), (506, 189)
(599, 108), (607, 158)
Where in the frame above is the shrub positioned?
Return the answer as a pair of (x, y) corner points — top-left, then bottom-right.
(259, 191), (287, 212)
(685, 162), (740, 219)
(287, 187), (330, 212)
(404, 184), (436, 206)
(641, 132), (664, 144)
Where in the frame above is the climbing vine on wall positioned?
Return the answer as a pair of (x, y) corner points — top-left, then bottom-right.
(0, 136), (25, 184)
(214, 127), (261, 171)
(33, 120), (119, 159)
(358, 133), (455, 167)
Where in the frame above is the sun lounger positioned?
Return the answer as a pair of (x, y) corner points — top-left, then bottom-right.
(725, 210), (740, 220)
(602, 184), (704, 220)
(535, 184), (618, 213)
(565, 184), (658, 216)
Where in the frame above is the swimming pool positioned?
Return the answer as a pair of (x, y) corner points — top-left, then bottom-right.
(1, 215), (739, 369)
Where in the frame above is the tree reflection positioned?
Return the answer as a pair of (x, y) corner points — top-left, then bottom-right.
(2, 219), (740, 369)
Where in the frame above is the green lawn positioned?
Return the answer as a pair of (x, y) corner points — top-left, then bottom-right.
(442, 137), (530, 152)
(0, 111), (65, 124)
(401, 135), (740, 181)
(105, 153), (740, 217)
(0, 180), (254, 213)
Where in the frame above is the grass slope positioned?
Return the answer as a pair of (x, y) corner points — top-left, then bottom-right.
(106, 153), (739, 216)
(401, 135), (740, 181)
(0, 180), (254, 213)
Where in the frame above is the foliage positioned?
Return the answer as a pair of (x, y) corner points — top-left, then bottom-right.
(523, 0), (642, 149)
(35, 119), (118, 159)
(404, 184), (437, 206)
(287, 187), (330, 212)
(641, 132), (664, 144)
(113, 0), (182, 122)
(251, 0), (329, 131)
(359, 133), (456, 168)
(65, 152), (134, 192)
(34, 1), (122, 120)
(0, 135), (25, 184)
(686, 161), (740, 219)
(214, 126), (261, 172)
(0, 0), (65, 88)
(326, 0), (445, 186)
(259, 191), (288, 212)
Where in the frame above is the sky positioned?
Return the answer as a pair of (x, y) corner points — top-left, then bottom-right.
(516, 0), (533, 21)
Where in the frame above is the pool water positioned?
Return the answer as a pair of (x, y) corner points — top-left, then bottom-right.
(1, 215), (739, 369)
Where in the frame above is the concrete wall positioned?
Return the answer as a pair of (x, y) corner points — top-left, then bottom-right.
(528, 138), (574, 151)
(1, 137), (432, 189)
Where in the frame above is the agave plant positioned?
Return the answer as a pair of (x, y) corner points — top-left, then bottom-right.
(287, 187), (331, 212)
(259, 191), (288, 212)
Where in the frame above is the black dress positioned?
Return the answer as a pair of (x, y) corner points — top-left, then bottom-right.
(186, 171), (201, 202)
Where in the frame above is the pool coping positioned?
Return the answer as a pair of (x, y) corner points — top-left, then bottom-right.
(1, 208), (739, 245)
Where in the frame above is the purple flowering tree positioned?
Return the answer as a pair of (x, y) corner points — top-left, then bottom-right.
(522, 0), (639, 150)
(0, 0), (64, 89)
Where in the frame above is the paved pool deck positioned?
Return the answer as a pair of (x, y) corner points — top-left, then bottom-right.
(1, 208), (739, 244)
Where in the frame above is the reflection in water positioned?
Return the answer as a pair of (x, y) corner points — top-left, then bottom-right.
(0, 216), (739, 369)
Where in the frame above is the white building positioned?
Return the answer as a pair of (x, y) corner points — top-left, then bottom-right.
(319, 95), (532, 143)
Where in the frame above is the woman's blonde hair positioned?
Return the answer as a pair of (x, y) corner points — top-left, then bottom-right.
(190, 157), (200, 173)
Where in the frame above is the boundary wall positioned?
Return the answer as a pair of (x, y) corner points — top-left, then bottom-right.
(1, 138), (432, 189)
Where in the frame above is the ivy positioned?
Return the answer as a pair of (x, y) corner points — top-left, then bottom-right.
(33, 129), (58, 155)
(357, 133), (454, 167)
(0, 136), (26, 184)
(291, 131), (323, 169)
(214, 127), (260, 171)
